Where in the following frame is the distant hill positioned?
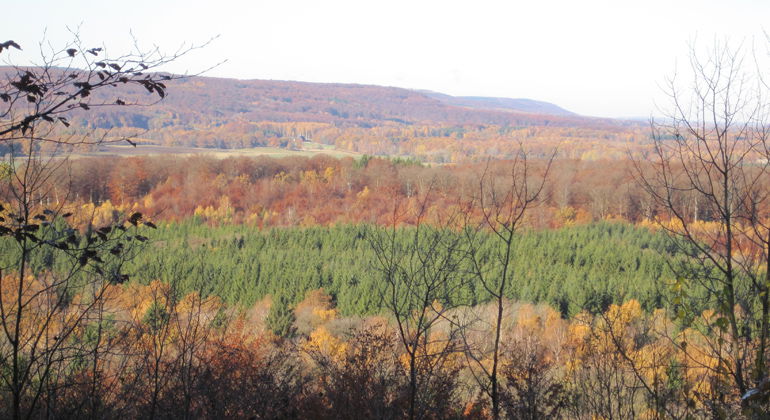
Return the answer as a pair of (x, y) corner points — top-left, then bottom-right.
(2, 67), (648, 161)
(142, 77), (590, 127)
(0, 66), (611, 130)
(105, 76), (593, 128)
(420, 91), (576, 116)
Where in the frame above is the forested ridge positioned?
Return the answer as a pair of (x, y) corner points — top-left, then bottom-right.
(0, 67), (595, 127)
(0, 67), (647, 163)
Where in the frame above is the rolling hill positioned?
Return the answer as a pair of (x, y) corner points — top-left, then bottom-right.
(1, 67), (647, 161)
(420, 91), (576, 116)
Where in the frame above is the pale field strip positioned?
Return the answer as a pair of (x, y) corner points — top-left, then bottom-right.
(62, 140), (362, 160)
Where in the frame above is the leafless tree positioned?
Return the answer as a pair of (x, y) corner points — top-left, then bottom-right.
(632, 39), (770, 415)
(459, 146), (554, 420)
(369, 183), (468, 420)
(306, 325), (406, 420)
(499, 333), (567, 420)
(0, 32), (208, 420)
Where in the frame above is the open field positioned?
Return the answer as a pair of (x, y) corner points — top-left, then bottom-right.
(68, 142), (361, 159)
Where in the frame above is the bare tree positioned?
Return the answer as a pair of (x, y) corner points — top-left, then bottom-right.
(0, 33), (207, 420)
(633, 39), (770, 415)
(369, 183), (467, 420)
(500, 332), (567, 420)
(306, 325), (406, 420)
(459, 146), (554, 420)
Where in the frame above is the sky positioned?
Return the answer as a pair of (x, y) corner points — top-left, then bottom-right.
(2, 0), (768, 118)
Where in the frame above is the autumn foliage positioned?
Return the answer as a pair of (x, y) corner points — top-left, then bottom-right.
(1, 270), (757, 419)
(30, 153), (689, 230)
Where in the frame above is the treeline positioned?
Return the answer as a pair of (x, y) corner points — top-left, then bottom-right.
(38, 154), (674, 227)
(74, 120), (646, 162)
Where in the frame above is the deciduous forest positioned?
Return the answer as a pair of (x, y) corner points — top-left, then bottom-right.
(2, 32), (770, 420)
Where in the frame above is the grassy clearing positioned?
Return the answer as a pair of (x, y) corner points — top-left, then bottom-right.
(67, 141), (360, 160)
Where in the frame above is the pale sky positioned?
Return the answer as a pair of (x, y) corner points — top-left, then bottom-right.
(3, 0), (769, 118)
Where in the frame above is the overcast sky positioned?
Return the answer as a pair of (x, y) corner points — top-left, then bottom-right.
(3, 0), (768, 118)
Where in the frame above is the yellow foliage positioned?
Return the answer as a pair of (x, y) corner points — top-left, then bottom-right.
(312, 307), (338, 322)
(193, 195), (233, 223)
(143, 194), (154, 209)
(357, 186), (370, 200)
(607, 299), (642, 326)
(568, 311), (592, 346)
(323, 166), (335, 183)
(300, 170), (319, 184)
(305, 326), (348, 359)
(73, 200), (128, 229)
(555, 206), (577, 226)
(274, 171), (290, 182)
